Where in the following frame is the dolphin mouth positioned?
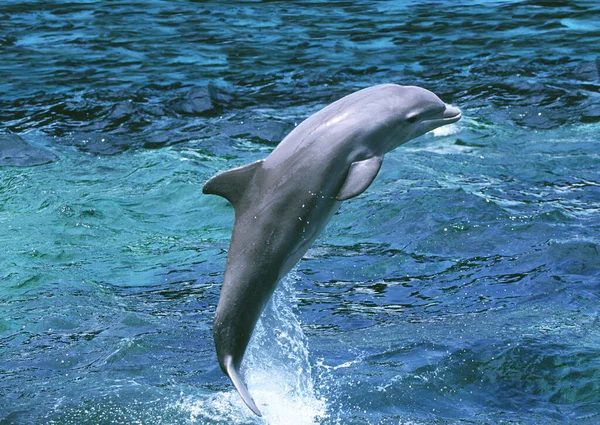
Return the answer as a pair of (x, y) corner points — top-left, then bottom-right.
(421, 104), (462, 130)
(440, 104), (461, 124)
(418, 104), (461, 136)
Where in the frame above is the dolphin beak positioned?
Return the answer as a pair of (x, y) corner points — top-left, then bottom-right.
(442, 104), (461, 123)
(416, 103), (462, 137)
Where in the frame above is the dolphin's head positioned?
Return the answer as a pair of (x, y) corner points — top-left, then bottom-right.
(376, 84), (461, 151)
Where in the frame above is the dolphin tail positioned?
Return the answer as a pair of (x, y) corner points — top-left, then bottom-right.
(223, 355), (262, 417)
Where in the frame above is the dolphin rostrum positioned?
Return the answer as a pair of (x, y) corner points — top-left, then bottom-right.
(203, 84), (461, 416)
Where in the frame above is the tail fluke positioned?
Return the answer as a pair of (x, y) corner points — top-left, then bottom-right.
(223, 355), (262, 417)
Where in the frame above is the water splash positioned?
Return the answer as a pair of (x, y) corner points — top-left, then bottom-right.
(432, 122), (461, 137)
(176, 272), (328, 424)
(242, 272), (328, 424)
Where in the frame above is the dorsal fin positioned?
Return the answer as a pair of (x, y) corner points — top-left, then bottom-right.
(336, 155), (383, 201)
(202, 160), (263, 208)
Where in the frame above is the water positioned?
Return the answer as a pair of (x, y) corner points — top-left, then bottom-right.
(1, 1), (599, 424)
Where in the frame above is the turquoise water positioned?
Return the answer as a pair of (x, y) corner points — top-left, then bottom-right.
(1, 1), (599, 424)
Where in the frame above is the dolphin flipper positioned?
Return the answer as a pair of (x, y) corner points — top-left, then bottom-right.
(336, 155), (383, 201)
(223, 355), (262, 416)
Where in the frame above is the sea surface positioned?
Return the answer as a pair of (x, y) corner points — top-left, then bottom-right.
(1, 1), (599, 424)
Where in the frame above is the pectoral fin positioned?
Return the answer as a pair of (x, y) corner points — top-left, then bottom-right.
(336, 156), (383, 201)
(203, 160), (263, 208)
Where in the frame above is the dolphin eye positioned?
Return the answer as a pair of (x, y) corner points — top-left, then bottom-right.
(406, 113), (420, 123)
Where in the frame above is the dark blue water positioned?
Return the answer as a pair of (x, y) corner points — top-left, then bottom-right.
(1, 1), (599, 424)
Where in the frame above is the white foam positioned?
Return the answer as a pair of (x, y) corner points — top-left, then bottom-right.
(431, 122), (461, 137)
(242, 272), (328, 424)
(177, 272), (328, 424)
(174, 391), (260, 424)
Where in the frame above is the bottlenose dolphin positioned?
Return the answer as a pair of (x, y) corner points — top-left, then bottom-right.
(203, 84), (461, 416)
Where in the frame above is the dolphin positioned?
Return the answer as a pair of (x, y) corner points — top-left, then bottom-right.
(202, 84), (461, 416)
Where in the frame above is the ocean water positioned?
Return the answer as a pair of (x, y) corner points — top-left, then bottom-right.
(1, 1), (599, 424)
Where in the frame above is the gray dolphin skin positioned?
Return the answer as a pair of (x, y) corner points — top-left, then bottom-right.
(202, 84), (461, 416)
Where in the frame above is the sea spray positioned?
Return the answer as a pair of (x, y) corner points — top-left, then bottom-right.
(176, 272), (328, 424)
(241, 271), (328, 424)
